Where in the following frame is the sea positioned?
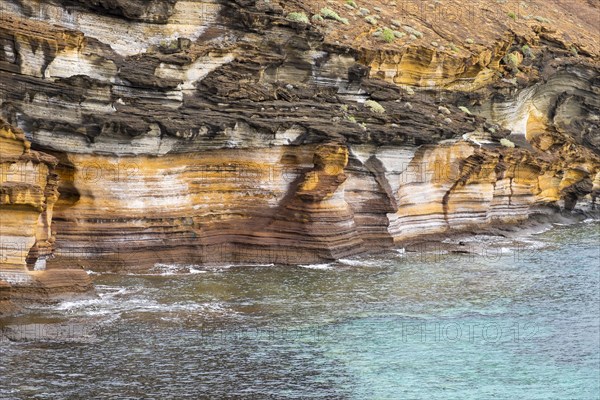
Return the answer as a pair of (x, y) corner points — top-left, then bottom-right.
(1, 221), (598, 399)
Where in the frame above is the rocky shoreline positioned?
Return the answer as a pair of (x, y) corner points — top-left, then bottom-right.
(401, 206), (600, 257)
(1, 0), (599, 314)
(1, 212), (597, 321)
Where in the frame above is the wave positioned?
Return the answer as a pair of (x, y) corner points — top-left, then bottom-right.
(49, 286), (230, 319)
(144, 263), (235, 275)
(338, 258), (364, 267)
(85, 270), (101, 275)
(298, 263), (334, 270)
(500, 247), (514, 254)
(85, 262), (281, 276)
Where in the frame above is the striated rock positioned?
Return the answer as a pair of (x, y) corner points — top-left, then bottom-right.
(8, 269), (94, 303)
(0, 0), (598, 275)
(0, 279), (19, 316)
(0, 119), (59, 269)
(0, 118), (93, 310)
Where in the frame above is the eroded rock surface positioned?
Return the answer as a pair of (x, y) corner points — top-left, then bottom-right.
(0, 118), (92, 314)
(0, 0), (598, 273)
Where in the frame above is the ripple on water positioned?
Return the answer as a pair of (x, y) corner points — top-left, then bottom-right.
(0, 222), (598, 398)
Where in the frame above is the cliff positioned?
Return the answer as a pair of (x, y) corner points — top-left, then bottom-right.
(0, 118), (93, 313)
(0, 0), (598, 283)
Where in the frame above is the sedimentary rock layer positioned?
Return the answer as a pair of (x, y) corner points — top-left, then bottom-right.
(0, 279), (17, 315)
(0, 0), (598, 272)
(0, 119), (58, 269)
(0, 119), (92, 313)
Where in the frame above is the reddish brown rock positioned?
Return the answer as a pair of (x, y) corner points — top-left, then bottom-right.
(9, 270), (94, 304)
(1, 118), (95, 310)
(0, 279), (19, 316)
(0, 0), (597, 274)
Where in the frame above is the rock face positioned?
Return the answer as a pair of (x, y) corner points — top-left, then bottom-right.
(0, 119), (58, 268)
(0, 118), (93, 314)
(0, 279), (17, 315)
(0, 0), (598, 273)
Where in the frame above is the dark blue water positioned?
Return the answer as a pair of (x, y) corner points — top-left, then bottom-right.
(1, 222), (598, 399)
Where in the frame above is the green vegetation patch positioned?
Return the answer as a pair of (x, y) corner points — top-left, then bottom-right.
(321, 7), (349, 25)
(287, 12), (310, 24)
(365, 100), (386, 114)
(381, 28), (395, 43)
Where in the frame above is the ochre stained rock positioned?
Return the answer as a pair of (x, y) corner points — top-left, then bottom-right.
(0, 119), (93, 313)
(0, 0), (598, 274)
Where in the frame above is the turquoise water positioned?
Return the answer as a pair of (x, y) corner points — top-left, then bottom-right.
(1, 222), (598, 399)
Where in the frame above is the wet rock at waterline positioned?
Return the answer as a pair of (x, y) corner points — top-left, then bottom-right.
(0, 0), (599, 310)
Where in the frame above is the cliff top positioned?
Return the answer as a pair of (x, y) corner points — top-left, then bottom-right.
(281, 0), (599, 58)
